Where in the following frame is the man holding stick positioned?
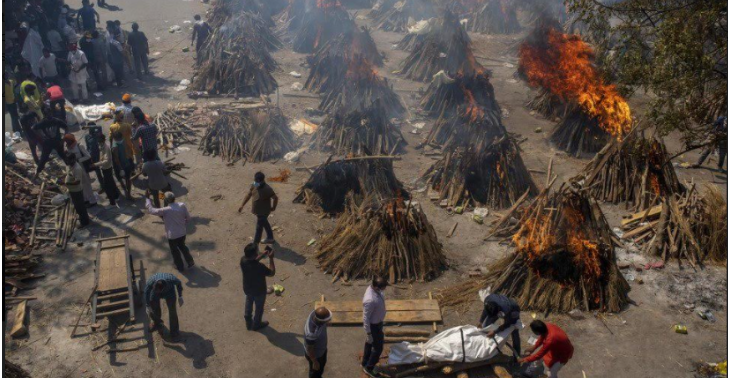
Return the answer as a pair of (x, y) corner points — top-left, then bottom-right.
(239, 243), (276, 331)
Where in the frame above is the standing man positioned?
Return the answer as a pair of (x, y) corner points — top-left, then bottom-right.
(22, 83), (44, 120)
(304, 307), (332, 378)
(90, 30), (109, 91)
(191, 15), (211, 58)
(45, 82), (66, 122)
(239, 243), (275, 331)
(63, 153), (91, 228)
(362, 276), (387, 377)
(46, 28), (66, 76)
(127, 23), (150, 79)
(144, 273), (184, 340)
(92, 133), (120, 206)
(32, 111), (68, 176)
(479, 293), (522, 356)
(693, 115), (728, 173)
(38, 48), (59, 85)
(238, 172), (278, 245)
(83, 123), (106, 189)
(67, 43), (90, 103)
(131, 107), (159, 160)
(145, 191), (195, 271)
(3, 73), (21, 134)
(111, 131), (134, 198)
(108, 38), (126, 87)
(142, 150), (169, 207)
(20, 113), (41, 163)
(518, 320), (574, 378)
(77, 0), (100, 32)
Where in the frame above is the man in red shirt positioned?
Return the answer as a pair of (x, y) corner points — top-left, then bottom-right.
(519, 320), (574, 377)
(45, 83), (66, 122)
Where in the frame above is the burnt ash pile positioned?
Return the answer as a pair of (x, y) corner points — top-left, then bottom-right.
(294, 157), (408, 214)
(192, 12), (280, 97)
(318, 54), (406, 117)
(399, 11), (482, 82)
(420, 70), (499, 118)
(304, 25), (383, 94)
(292, 0), (356, 53)
(310, 102), (406, 155)
(465, 0), (521, 34)
(374, 0), (439, 33)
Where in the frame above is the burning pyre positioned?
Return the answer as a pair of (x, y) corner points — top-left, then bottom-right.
(277, 0), (316, 33)
(294, 157), (408, 214)
(441, 184), (631, 313)
(310, 103), (406, 155)
(192, 12), (280, 96)
(464, 0), (521, 35)
(519, 22), (632, 157)
(208, 0), (284, 28)
(374, 0), (439, 33)
(399, 11), (482, 82)
(421, 70), (500, 118)
(316, 195), (446, 283)
(198, 105), (297, 163)
(292, 0), (355, 53)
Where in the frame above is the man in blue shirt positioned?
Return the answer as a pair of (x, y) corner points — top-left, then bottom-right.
(144, 273), (184, 339)
(479, 293), (522, 356)
(77, 0), (100, 32)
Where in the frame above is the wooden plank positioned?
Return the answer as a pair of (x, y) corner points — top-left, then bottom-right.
(96, 308), (130, 318)
(621, 205), (662, 226)
(10, 300), (28, 338)
(326, 309), (442, 324)
(95, 235), (130, 242)
(315, 299), (439, 312)
(97, 299), (130, 311)
(96, 290), (129, 301)
(621, 220), (659, 239)
(97, 247), (129, 292)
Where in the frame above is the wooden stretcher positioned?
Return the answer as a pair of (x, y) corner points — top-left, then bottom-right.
(315, 293), (442, 326)
(92, 235), (141, 326)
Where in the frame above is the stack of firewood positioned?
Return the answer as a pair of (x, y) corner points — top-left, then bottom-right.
(310, 103), (406, 155)
(292, 1), (355, 53)
(441, 183), (630, 313)
(198, 105), (297, 163)
(465, 0), (521, 34)
(192, 12), (280, 97)
(621, 184), (727, 266)
(317, 195), (446, 283)
(155, 108), (200, 154)
(294, 156), (408, 214)
(276, 0), (316, 34)
(374, 0), (438, 32)
(424, 105), (505, 151)
(208, 0), (281, 27)
(420, 71), (499, 118)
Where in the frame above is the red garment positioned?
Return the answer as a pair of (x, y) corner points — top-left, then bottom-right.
(46, 85), (64, 101)
(523, 323), (574, 367)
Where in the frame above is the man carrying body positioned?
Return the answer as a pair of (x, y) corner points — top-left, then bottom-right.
(144, 272), (184, 339)
(479, 293), (522, 356)
(238, 171), (278, 245)
(145, 191), (195, 272)
(362, 276), (388, 377)
(240, 243), (275, 331)
(518, 320), (574, 378)
(304, 307), (332, 378)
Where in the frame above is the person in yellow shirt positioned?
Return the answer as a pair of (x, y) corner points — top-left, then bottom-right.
(109, 109), (135, 163)
(22, 82), (44, 120)
(3, 73), (20, 133)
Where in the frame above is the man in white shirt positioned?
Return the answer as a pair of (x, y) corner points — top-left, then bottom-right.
(67, 44), (90, 102)
(362, 276), (388, 377)
(39, 49), (59, 85)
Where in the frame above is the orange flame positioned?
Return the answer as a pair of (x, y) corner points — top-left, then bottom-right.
(346, 55), (379, 81)
(519, 28), (632, 139)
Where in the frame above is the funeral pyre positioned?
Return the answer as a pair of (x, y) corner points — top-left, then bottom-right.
(292, 0), (355, 54)
(463, 0), (521, 35)
(374, 0), (438, 33)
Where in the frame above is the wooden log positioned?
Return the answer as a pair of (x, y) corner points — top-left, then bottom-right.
(10, 300), (28, 338)
(384, 328), (433, 337)
(385, 336), (430, 343)
(29, 182), (46, 245)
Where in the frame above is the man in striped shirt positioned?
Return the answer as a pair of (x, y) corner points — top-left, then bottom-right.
(131, 106), (159, 161)
(144, 273), (184, 339)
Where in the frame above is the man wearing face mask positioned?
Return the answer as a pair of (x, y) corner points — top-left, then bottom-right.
(362, 276), (388, 377)
(238, 172), (278, 245)
(145, 191), (195, 272)
(304, 307), (332, 378)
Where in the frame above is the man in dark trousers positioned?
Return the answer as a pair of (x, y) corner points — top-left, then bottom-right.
(362, 276), (388, 377)
(304, 307), (332, 378)
(62, 154), (91, 227)
(20, 113), (41, 163)
(32, 109), (68, 176)
(144, 272), (184, 340)
(145, 191), (195, 272)
(238, 172), (278, 245)
(240, 243), (276, 331)
(479, 293), (522, 356)
(127, 23), (150, 79)
(693, 115), (728, 172)
(191, 15), (211, 58)
(519, 320), (574, 378)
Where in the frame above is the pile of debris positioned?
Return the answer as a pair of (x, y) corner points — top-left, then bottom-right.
(374, 0), (438, 33)
(465, 0), (521, 34)
(621, 184), (727, 266)
(442, 183), (631, 313)
(310, 103), (406, 155)
(199, 105), (297, 163)
(294, 156), (407, 214)
(304, 25), (383, 94)
(192, 12), (280, 97)
(316, 195), (446, 283)
(518, 21), (632, 157)
(292, 0), (355, 53)
(318, 54), (406, 117)
(399, 10), (482, 82)
(578, 129), (684, 212)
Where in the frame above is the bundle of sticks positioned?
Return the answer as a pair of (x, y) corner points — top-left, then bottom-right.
(424, 104), (505, 152)
(319, 55), (406, 117)
(421, 137), (538, 209)
(374, 0), (438, 32)
(465, 0), (521, 34)
(294, 156), (408, 214)
(399, 10), (483, 82)
(441, 183), (631, 313)
(198, 105), (297, 163)
(549, 105), (612, 157)
(192, 12), (280, 97)
(310, 103), (406, 155)
(621, 184), (727, 266)
(420, 70), (499, 117)
(155, 109), (199, 154)
(316, 195), (446, 283)
(525, 88), (568, 120)
(304, 26), (383, 94)
(292, 2), (355, 53)
(579, 130), (684, 212)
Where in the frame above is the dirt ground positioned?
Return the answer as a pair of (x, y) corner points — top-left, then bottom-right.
(4, 0), (728, 377)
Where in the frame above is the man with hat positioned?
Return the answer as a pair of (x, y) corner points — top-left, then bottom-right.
(145, 191), (195, 272)
(304, 307), (332, 378)
(67, 43), (90, 102)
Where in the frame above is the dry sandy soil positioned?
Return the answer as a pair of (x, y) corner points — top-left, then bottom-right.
(4, 0), (728, 377)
